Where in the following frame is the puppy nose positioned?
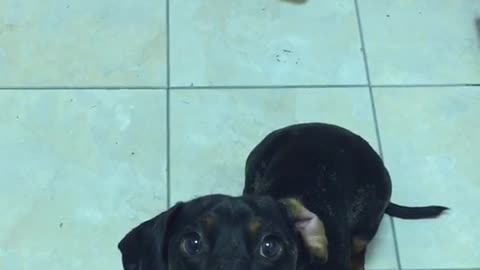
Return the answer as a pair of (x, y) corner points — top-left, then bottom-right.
(213, 258), (248, 270)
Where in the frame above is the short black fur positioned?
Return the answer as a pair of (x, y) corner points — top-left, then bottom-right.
(243, 123), (448, 270)
(118, 195), (304, 270)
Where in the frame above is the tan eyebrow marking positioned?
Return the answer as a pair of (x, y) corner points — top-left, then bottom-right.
(199, 215), (216, 228)
(248, 220), (262, 235)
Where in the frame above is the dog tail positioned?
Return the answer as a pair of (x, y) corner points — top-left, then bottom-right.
(385, 202), (449, 219)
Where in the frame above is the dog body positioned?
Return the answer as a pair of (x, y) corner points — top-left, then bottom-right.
(243, 123), (448, 270)
(119, 122), (447, 270)
(118, 194), (327, 270)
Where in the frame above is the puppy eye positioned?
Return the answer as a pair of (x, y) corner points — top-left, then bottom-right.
(180, 232), (203, 255)
(260, 235), (283, 260)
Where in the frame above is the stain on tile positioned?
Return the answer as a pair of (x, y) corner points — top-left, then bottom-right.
(475, 17), (480, 47)
(170, 0), (365, 86)
(275, 50), (300, 64)
(281, 0), (308, 4)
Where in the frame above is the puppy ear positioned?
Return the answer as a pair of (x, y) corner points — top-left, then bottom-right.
(118, 203), (184, 270)
(280, 198), (328, 264)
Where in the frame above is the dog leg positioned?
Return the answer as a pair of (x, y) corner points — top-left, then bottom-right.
(351, 237), (369, 270)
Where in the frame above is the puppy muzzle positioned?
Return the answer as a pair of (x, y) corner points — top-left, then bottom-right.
(208, 257), (249, 270)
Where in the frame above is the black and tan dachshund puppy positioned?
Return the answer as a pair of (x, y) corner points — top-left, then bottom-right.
(118, 194), (331, 270)
(243, 122), (448, 270)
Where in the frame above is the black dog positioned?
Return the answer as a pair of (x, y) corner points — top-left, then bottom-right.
(118, 194), (330, 270)
(243, 123), (448, 270)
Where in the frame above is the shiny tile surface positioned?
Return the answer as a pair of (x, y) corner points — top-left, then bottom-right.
(1, 0), (479, 268)
(0, 90), (167, 269)
(375, 87), (480, 268)
(360, 0), (480, 84)
(169, 0), (366, 86)
(0, 0), (167, 87)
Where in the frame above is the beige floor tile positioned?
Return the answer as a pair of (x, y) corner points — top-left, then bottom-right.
(374, 87), (480, 268)
(0, 0), (167, 87)
(360, 0), (480, 84)
(0, 90), (167, 270)
(170, 1), (366, 86)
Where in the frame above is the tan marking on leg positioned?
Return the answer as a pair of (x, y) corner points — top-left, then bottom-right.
(352, 251), (366, 270)
(351, 238), (369, 270)
(280, 198), (329, 263)
(279, 198), (305, 218)
(352, 238), (368, 254)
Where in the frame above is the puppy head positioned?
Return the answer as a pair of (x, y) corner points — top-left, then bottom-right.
(118, 194), (302, 270)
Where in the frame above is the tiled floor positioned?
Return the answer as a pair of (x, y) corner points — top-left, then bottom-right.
(0, 0), (479, 269)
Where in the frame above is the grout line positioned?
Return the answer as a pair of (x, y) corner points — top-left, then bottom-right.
(401, 269), (480, 270)
(370, 92), (403, 270)
(368, 93), (384, 156)
(353, 0), (383, 157)
(353, 0), (402, 269)
(170, 84), (369, 89)
(371, 89), (404, 270)
(0, 84), (479, 91)
(370, 268), (450, 270)
(371, 269), (480, 270)
(400, 268), (480, 270)
(166, 0), (171, 208)
(388, 216), (402, 270)
(373, 83), (480, 88)
(353, 2), (372, 87)
(166, 89), (171, 208)
(354, 0), (372, 86)
(0, 87), (167, 90)
(166, 0), (171, 88)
